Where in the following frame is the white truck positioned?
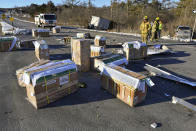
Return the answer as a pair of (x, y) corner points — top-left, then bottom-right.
(34, 14), (57, 28)
(88, 16), (111, 30)
(175, 26), (192, 42)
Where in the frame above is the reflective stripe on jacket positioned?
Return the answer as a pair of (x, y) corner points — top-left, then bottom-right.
(159, 21), (162, 30)
(152, 21), (159, 33)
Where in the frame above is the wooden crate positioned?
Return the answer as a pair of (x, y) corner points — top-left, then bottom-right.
(18, 40), (35, 49)
(32, 29), (50, 37)
(35, 48), (50, 61)
(76, 33), (90, 39)
(71, 38), (91, 72)
(26, 80), (78, 109)
(34, 40), (50, 61)
(26, 72), (78, 109)
(90, 45), (104, 57)
(64, 37), (72, 44)
(52, 27), (61, 33)
(123, 42), (147, 60)
(0, 37), (17, 52)
(23, 60), (78, 109)
(101, 65), (147, 107)
(94, 36), (106, 47)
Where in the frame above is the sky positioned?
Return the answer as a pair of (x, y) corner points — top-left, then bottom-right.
(0, 0), (180, 8)
(0, 0), (111, 8)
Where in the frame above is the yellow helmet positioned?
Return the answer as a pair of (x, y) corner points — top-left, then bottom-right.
(144, 16), (148, 20)
(156, 17), (160, 20)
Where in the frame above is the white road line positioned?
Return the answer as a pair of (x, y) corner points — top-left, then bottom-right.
(14, 17), (142, 37)
(14, 17), (35, 24)
(77, 28), (141, 37)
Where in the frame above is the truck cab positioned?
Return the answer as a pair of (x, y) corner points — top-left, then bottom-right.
(176, 26), (192, 41)
(35, 14), (57, 28)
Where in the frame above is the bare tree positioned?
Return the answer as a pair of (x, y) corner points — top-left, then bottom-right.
(87, 0), (94, 16)
(111, 0), (118, 20)
(88, 0), (93, 7)
(62, 0), (80, 8)
(127, 0), (130, 18)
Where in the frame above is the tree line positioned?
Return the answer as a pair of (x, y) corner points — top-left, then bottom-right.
(16, 0), (196, 36)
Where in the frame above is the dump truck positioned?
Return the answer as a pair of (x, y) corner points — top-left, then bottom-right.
(88, 16), (111, 30)
(34, 14), (57, 28)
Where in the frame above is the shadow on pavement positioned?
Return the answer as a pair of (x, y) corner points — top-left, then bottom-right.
(128, 50), (190, 68)
(61, 26), (78, 29)
(50, 34), (68, 37)
(49, 44), (67, 49)
(14, 48), (35, 51)
(46, 72), (114, 108)
(106, 44), (122, 48)
(154, 66), (196, 82)
(186, 98), (196, 105)
(165, 43), (196, 46)
(50, 53), (71, 60)
(166, 51), (190, 57)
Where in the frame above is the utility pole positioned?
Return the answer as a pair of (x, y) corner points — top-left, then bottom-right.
(191, 10), (196, 41)
(117, 0), (120, 32)
(88, 0), (91, 16)
(88, 0), (94, 16)
(88, 0), (91, 7)
(111, 0), (113, 20)
(127, 0), (130, 18)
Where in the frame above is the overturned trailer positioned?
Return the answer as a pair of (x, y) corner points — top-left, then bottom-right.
(88, 16), (111, 30)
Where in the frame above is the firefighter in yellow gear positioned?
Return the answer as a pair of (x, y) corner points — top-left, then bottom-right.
(150, 17), (160, 42)
(158, 20), (163, 39)
(140, 16), (151, 44)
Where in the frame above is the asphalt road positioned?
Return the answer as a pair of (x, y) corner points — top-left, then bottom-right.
(0, 18), (196, 131)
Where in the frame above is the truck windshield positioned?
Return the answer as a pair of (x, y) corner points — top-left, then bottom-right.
(44, 15), (56, 20)
(178, 27), (190, 30)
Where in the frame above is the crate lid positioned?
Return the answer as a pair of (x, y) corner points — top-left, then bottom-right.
(23, 59), (77, 87)
(102, 64), (147, 90)
(113, 66), (146, 80)
(0, 37), (14, 42)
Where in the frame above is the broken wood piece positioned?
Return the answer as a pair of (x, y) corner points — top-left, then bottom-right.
(151, 123), (158, 128)
(172, 96), (196, 112)
(144, 64), (196, 87)
(147, 45), (171, 55)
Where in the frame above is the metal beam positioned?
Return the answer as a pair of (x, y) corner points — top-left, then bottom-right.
(144, 64), (196, 87)
(172, 96), (196, 112)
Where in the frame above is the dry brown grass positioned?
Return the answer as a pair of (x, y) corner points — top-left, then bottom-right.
(15, 1), (196, 37)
